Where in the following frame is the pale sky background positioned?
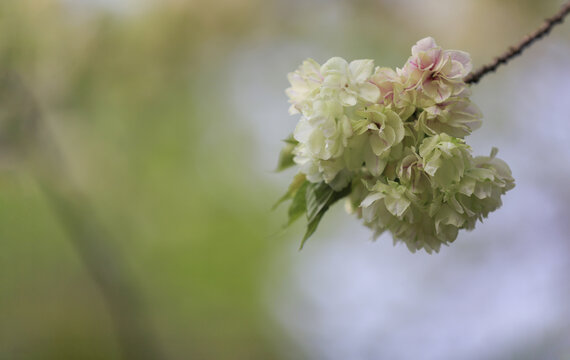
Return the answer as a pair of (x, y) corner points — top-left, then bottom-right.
(240, 2), (570, 359)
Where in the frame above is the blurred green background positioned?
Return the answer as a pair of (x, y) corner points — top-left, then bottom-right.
(0, 1), (281, 359)
(1, 0), (569, 359)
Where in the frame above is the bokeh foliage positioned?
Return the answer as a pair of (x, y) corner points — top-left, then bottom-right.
(0, 1), (283, 359)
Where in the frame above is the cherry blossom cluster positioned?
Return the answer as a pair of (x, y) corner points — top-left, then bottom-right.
(282, 37), (514, 253)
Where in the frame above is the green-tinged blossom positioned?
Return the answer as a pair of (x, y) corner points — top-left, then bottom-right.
(279, 37), (514, 252)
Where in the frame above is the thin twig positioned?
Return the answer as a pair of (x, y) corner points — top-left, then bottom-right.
(465, 1), (570, 85)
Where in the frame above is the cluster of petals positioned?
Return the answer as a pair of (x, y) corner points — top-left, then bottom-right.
(285, 37), (514, 253)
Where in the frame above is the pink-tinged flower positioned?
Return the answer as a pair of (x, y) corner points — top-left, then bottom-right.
(371, 67), (416, 121)
(410, 37), (444, 72)
(417, 96), (482, 137)
(401, 37), (473, 104)
(397, 148), (431, 195)
(371, 67), (400, 105)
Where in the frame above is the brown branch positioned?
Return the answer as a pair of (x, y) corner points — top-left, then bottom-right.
(465, 1), (570, 85)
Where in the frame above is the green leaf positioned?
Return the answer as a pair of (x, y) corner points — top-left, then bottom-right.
(301, 209), (326, 249)
(300, 181), (351, 249)
(273, 173), (307, 210)
(287, 181), (308, 225)
(282, 134), (299, 145)
(276, 135), (299, 172)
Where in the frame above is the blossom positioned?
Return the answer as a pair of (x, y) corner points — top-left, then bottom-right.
(371, 67), (416, 120)
(419, 133), (472, 188)
(293, 144), (351, 190)
(280, 37), (514, 253)
(346, 106), (405, 176)
(417, 95), (482, 138)
(286, 58), (323, 115)
(320, 57), (380, 106)
(396, 147), (431, 195)
(361, 180), (416, 220)
(293, 99), (352, 160)
(455, 148), (515, 220)
(401, 37), (472, 104)
(359, 180), (451, 253)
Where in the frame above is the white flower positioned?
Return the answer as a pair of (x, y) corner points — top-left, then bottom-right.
(346, 106), (405, 176)
(293, 99), (352, 160)
(419, 133), (472, 188)
(321, 57), (380, 106)
(286, 58), (323, 115)
(293, 143), (351, 190)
